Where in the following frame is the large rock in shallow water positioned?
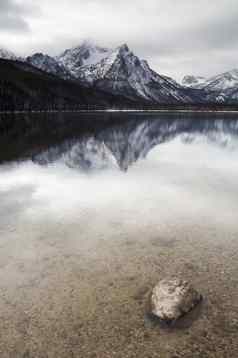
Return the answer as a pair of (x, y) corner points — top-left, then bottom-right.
(150, 278), (202, 323)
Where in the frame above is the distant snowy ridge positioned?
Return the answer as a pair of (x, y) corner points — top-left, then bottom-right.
(201, 69), (238, 92)
(183, 70), (238, 91)
(182, 69), (238, 103)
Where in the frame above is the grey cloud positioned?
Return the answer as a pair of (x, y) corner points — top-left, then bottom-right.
(123, 2), (238, 77)
(0, 14), (29, 33)
(1, 0), (238, 78)
(132, 6), (238, 58)
(0, 0), (39, 33)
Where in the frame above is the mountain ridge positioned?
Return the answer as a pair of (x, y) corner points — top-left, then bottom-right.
(0, 42), (204, 104)
(57, 42), (201, 104)
(1, 42), (238, 105)
(182, 69), (238, 103)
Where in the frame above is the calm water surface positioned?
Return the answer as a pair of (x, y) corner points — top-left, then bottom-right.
(0, 112), (238, 357)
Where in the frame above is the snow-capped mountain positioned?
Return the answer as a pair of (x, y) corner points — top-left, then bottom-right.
(201, 69), (238, 92)
(2, 41), (238, 105)
(182, 75), (206, 87)
(200, 69), (238, 103)
(181, 69), (238, 103)
(57, 42), (198, 103)
(26, 53), (71, 79)
(57, 41), (112, 78)
(0, 48), (17, 60)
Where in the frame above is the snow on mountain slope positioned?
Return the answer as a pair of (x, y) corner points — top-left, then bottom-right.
(182, 75), (206, 87)
(9, 41), (238, 104)
(66, 43), (195, 103)
(57, 40), (112, 78)
(201, 69), (238, 92)
(26, 53), (71, 79)
(196, 69), (238, 103)
(181, 69), (238, 103)
(0, 42), (206, 104)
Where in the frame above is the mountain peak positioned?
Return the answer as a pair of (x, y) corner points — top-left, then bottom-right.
(57, 41), (112, 75)
(118, 43), (130, 53)
(68, 42), (195, 104)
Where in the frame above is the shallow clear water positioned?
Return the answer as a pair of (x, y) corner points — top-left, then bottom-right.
(0, 113), (238, 357)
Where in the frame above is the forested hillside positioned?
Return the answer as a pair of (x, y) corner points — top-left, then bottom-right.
(0, 59), (137, 111)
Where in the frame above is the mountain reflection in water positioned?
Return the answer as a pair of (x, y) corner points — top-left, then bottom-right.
(31, 113), (238, 171)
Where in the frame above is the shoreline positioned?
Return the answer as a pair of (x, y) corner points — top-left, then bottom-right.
(1, 109), (238, 115)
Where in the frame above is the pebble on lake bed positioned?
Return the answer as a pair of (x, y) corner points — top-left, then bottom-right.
(150, 278), (202, 323)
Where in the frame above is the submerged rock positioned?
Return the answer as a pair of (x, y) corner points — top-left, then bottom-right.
(150, 278), (202, 323)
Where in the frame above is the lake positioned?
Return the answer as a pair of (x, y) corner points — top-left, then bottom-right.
(0, 112), (238, 357)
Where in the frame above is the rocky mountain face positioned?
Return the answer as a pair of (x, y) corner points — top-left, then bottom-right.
(8, 41), (202, 104)
(1, 42), (238, 105)
(0, 48), (70, 79)
(57, 42), (201, 104)
(201, 69), (238, 103)
(1, 43), (203, 104)
(26, 53), (71, 80)
(182, 69), (238, 103)
(57, 41), (112, 77)
(182, 75), (206, 87)
(202, 69), (238, 92)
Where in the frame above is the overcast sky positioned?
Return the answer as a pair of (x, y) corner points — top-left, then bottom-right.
(0, 0), (238, 80)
